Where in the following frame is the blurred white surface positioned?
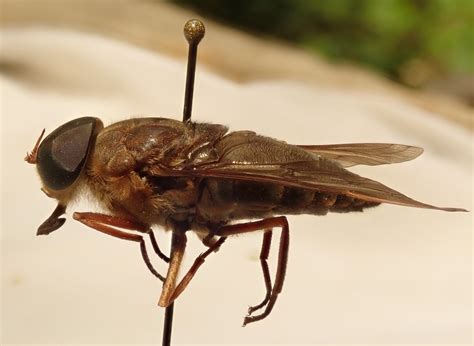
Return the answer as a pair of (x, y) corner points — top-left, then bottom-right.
(1, 29), (472, 345)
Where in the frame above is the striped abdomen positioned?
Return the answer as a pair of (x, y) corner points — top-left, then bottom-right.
(196, 178), (380, 225)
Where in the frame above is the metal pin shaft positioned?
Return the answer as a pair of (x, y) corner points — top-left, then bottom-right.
(162, 18), (206, 346)
(182, 19), (205, 122)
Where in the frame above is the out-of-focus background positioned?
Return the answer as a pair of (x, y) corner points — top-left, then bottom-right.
(175, 0), (474, 99)
(1, 0), (473, 128)
(1, 1), (472, 345)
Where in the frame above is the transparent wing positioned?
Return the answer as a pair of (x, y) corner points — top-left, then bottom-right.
(190, 161), (465, 211)
(150, 131), (465, 212)
(297, 143), (424, 167)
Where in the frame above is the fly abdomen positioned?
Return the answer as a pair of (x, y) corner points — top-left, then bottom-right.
(275, 189), (380, 215)
(196, 178), (380, 227)
(310, 192), (380, 213)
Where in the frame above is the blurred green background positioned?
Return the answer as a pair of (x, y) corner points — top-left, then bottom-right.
(172, 0), (473, 89)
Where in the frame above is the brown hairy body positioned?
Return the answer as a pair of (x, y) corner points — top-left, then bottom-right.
(86, 118), (382, 234)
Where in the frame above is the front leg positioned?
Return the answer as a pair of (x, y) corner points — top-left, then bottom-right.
(73, 212), (167, 281)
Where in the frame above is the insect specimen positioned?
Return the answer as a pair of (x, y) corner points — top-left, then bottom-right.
(25, 116), (466, 325)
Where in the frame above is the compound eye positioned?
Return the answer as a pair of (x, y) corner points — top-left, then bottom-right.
(37, 117), (102, 191)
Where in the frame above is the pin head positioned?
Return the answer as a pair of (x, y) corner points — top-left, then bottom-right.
(184, 19), (205, 45)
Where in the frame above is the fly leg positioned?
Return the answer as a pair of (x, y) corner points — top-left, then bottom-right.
(148, 229), (170, 263)
(247, 229), (273, 316)
(73, 212), (167, 281)
(159, 235), (227, 306)
(215, 216), (290, 326)
(158, 216), (289, 324)
(158, 231), (188, 307)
